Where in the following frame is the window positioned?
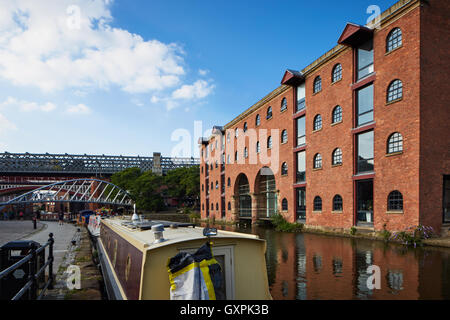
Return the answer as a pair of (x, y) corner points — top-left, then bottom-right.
(357, 38), (374, 80)
(313, 76), (322, 93)
(227, 155), (231, 164)
(387, 132), (403, 154)
(228, 202), (231, 210)
(243, 122), (248, 132)
(281, 130), (288, 144)
(215, 160), (218, 168)
(216, 181), (219, 189)
(387, 28), (402, 53)
(267, 136), (272, 149)
(296, 151), (306, 183)
(332, 106), (342, 124)
(235, 128), (239, 138)
(387, 79), (403, 103)
(313, 115), (322, 131)
(256, 114), (261, 126)
(282, 198), (288, 211)
(297, 83), (306, 112)
(356, 84), (374, 126)
(296, 116), (306, 146)
(227, 132), (230, 143)
(227, 177), (231, 187)
(281, 162), (288, 175)
(244, 147), (248, 158)
(314, 196), (322, 211)
(202, 184), (204, 191)
(314, 153), (322, 169)
(256, 141), (260, 154)
(211, 203), (214, 210)
(202, 204), (204, 211)
(235, 151), (239, 162)
(211, 182), (213, 190)
(388, 190), (403, 211)
(332, 148), (343, 165)
(333, 195), (343, 211)
(281, 98), (287, 112)
(267, 107), (273, 120)
(357, 130), (374, 173)
(332, 64), (342, 83)
(216, 203), (219, 210)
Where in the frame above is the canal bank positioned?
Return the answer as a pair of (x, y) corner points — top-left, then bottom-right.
(199, 218), (450, 249)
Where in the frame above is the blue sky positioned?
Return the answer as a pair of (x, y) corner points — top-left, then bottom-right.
(0, 0), (398, 158)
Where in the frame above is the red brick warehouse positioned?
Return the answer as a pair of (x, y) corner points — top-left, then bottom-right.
(199, 0), (450, 235)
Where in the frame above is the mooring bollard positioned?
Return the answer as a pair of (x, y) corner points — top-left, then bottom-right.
(32, 216), (37, 230)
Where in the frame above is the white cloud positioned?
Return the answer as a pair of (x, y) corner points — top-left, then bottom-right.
(198, 69), (209, 76)
(0, 113), (16, 135)
(67, 103), (91, 115)
(0, 96), (56, 112)
(172, 80), (215, 100)
(151, 79), (215, 111)
(0, 0), (186, 93)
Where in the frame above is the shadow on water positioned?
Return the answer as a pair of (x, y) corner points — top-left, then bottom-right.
(204, 222), (450, 300)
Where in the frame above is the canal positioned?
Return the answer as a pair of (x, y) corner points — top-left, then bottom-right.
(209, 223), (450, 300)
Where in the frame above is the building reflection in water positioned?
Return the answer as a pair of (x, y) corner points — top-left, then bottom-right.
(208, 223), (450, 300)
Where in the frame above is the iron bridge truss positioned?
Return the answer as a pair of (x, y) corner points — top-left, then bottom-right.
(0, 179), (134, 208)
(0, 152), (199, 175)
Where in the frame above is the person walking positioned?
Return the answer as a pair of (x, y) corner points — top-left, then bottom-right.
(36, 210), (41, 221)
(19, 211), (24, 220)
(58, 211), (64, 226)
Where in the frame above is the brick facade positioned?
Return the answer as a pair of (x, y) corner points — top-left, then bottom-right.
(199, 0), (450, 234)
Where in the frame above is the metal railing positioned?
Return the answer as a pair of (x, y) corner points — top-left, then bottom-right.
(0, 233), (54, 300)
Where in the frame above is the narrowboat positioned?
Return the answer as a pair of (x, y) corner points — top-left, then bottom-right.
(95, 217), (272, 300)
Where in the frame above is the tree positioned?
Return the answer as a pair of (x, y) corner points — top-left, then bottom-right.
(164, 166), (199, 207)
(133, 171), (165, 212)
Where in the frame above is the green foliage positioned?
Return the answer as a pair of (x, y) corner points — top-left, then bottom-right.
(350, 226), (357, 235)
(271, 214), (304, 233)
(109, 166), (200, 212)
(189, 212), (201, 222)
(380, 230), (391, 241)
(391, 225), (434, 247)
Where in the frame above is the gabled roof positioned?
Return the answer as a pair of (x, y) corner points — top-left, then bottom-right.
(281, 69), (305, 86)
(338, 23), (374, 46)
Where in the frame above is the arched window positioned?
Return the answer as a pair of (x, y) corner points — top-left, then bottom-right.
(267, 136), (272, 149)
(244, 147), (248, 158)
(387, 79), (403, 103)
(281, 162), (288, 175)
(388, 190), (403, 211)
(216, 203), (219, 210)
(332, 106), (342, 124)
(235, 151), (239, 162)
(235, 128), (239, 138)
(332, 148), (343, 165)
(314, 196), (322, 211)
(333, 195), (343, 211)
(387, 132), (403, 154)
(202, 203), (204, 211)
(386, 28), (402, 53)
(267, 107), (273, 120)
(256, 114), (261, 126)
(332, 64), (342, 83)
(202, 184), (204, 191)
(282, 198), (288, 211)
(314, 153), (322, 169)
(281, 98), (288, 112)
(281, 130), (288, 144)
(256, 141), (260, 153)
(313, 76), (322, 93)
(211, 203), (214, 210)
(227, 177), (231, 187)
(313, 115), (322, 131)
(228, 202), (231, 210)
(243, 122), (248, 132)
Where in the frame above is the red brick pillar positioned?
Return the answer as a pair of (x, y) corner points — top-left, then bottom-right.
(231, 195), (238, 222)
(251, 193), (258, 224)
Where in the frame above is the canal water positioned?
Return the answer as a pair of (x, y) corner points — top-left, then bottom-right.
(209, 223), (450, 300)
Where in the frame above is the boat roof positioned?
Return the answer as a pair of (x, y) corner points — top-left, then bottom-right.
(101, 218), (263, 252)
